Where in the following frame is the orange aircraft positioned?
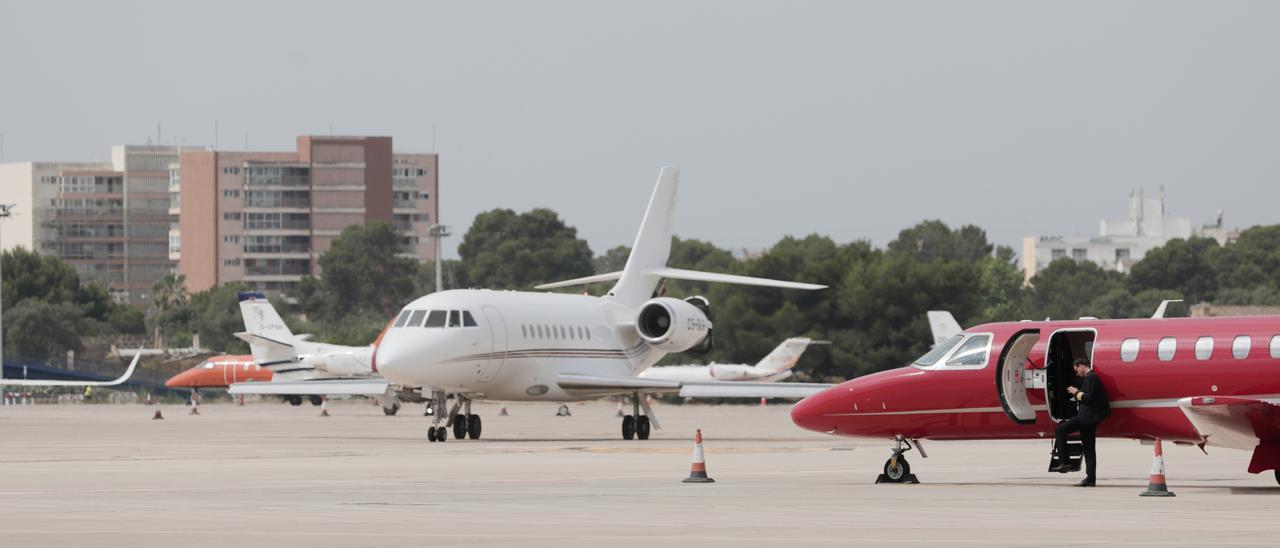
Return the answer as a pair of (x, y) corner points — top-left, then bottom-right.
(166, 355), (273, 390)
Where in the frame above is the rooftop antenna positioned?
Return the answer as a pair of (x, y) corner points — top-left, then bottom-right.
(214, 120), (219, 151)
(157, 122), (163, 145)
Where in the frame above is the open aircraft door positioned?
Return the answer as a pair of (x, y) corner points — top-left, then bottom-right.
(478, 306), (507, 383)
(995, 330), (1041, 425)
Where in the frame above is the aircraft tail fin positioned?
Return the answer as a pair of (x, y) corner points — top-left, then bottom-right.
(238, 292), (298, 363)
(753, 337), (817, 374)
(927, 310), (963, 346)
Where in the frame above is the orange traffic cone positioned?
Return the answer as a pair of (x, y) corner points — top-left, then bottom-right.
(189, 399), (200, 416)
(1139, 439), (1176, 497)
(682, 429), (715, 483)
(759, 397), (767, 407)
(320, 398), (330, 417)
(152, 402), (165, 420)
(238, 394), (245, 406)
(498, 403), (509, 416)
(615, 401), (625, 418)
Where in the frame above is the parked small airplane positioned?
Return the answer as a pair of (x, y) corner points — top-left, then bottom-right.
(791, 302), (1280, 485)
(227, 294), (415, 413)
(1, 353), (140, 387)
(165, 354), (276, 394)
(640, 337), (823, 382)
(374, 166), (831, 442)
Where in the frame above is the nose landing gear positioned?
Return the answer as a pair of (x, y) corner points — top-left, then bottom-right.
(427, 393), (482, 443)
(876, 436), (922, 484)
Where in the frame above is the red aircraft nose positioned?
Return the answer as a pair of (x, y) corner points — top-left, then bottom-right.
(791, 384), (846, 434)
(165, 369), (195, 388)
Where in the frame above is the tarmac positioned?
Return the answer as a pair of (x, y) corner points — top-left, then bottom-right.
(1, 399), (1278, 547)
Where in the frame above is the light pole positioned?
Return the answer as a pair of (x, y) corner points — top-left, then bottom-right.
(427, 223), (451, 293)
(0, 203), (15, 381)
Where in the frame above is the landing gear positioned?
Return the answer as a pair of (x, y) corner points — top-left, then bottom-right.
(467, 414), (482, 439)
(427, 426), (447, 442)
(875, 436), (921, 484)
(309, 395), (323, 406)
(429, 393), (483, 443)
(452, 414), (467, 440)
(288, 395), (303, 406)
(382, 401), (400, 416)
(620, 392), (655, 440)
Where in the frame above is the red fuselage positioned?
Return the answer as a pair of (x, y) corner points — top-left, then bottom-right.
(165, 355), (273, 389)
(791, 316), (1280, 471)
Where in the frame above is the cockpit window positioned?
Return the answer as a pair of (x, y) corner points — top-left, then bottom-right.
(448, 310), (462, 327)
(462, 311), (478, 327)
(914, 335), (962, 366)
(424, 310), (447, 328)
(203, 363), (215, 369)
(406, 310), (427, 328)
(393, 310), (412, 328)
(945, 334), (992, 366)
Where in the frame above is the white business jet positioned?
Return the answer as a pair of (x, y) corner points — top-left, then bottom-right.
(639, 337), (823, 383)
(374, 166), (830, 442)
(228, 293), (416, 414)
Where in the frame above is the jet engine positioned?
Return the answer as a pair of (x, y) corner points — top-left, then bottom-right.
(635, 296), (713, 353)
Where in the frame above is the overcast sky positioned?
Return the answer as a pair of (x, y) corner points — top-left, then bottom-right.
(2, 1), (1277, 259)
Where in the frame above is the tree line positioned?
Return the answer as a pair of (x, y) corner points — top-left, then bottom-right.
(5, 211), (1280, 380)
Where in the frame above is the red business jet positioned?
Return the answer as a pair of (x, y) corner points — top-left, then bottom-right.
(791, 308), (1280, 485)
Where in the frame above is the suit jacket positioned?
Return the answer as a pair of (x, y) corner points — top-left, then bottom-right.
(1074, 371), (1110, 425)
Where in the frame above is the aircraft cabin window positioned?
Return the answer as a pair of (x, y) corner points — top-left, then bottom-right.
(448, 310), (462, 328)
(569, 327), (576, 340)
(537, 325), (544, 338)
(424, 310), (447, 328)
(521, 325), (528, 338)
(1157, 337), (1177, 362)
(407, 310), (427, 328)
(914, 334), (963, 367)
(1232, 335), (1251, 360)
(559, 326), (566, 339)
(393, 310), (412, 328)
(945, 335), (991, 366)
(1120, 338), (1140, 363)
(463, 311), (478, 327)
(1195, 336), (1214, 360)
(1272, 335), (1280, 359)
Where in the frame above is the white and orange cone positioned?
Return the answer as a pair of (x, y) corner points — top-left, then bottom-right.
(682, 429), (715, 483)
(189, 398), (200, 416)
(152, 401), (165, 420)
(238, 394), (245, 406)
(320, 397), (330, 417)
(615, 401), (625, 418)
(498, 403), (509, 416)
(1139, 438), (1176, 497)
(759, 397), (767, 407)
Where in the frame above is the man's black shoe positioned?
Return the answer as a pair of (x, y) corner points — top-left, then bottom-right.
(1052, 463), (1074, 474)
(1075, 479), (1096, 487)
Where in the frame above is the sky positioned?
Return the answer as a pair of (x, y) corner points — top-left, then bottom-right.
(2, 1), (1277, 259)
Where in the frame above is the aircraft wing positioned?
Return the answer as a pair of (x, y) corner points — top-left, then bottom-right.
(556, 373), (830, 399)
(1, 354), (140, 387)
(1179, 396), (1280, 450)
(228, 378), (390, 396)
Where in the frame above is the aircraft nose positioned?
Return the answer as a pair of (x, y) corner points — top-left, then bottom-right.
(373, 339), (408, 383)
(165, 369), (193, 388)
(790, 386), (843, 433)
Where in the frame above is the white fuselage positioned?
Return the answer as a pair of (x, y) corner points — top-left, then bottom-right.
(639, 364), (791, 382)
(375, 289), (667, 401)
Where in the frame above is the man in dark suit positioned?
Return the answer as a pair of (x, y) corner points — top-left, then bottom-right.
(1054, 358), (1110, 486)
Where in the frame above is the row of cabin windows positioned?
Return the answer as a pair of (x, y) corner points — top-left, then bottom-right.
(522, 324), (591, 341)
(1118, 335), (1280, 363)
(394, 309), (479, 329)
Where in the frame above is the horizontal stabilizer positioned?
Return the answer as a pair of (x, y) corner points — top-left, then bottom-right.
(678, 381), (832, 399)
(234, 332), (295, 352)
(535, 268), (826, 291)
(228, 379), (390, 396)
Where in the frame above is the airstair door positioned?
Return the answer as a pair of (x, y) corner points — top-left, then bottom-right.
(478, 307), (508, 383)
(996, 330), (1040, 425)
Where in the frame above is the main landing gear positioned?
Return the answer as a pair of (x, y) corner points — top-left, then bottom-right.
(426, 393), (482, 443)
(876, 436), (923, 484)
(621, 392), (654, 440)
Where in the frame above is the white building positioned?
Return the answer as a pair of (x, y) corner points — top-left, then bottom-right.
(1021, 189), (1237, 282)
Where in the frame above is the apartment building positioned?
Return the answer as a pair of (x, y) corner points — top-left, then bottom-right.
(176, 136), (438, 295)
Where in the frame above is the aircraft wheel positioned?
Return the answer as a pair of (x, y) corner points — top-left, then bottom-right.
(636, 415), (651, 440)
(288, 396), (303, 406)
(467, 414), (482, 440)
(882, 456), (911, 483)
(309, 395), (324, 406)
(453, 416), (467, 440)
(622, 415), (636, 440)
(435, 426), (447, 442)
(427, 427), (438, 442)
(383, 402), (400, 416)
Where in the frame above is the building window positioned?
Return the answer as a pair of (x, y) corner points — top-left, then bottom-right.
(1072, 248), (1087, 261)
(223, 212), (242, 221)
(1115, 248), (1131, 262)
(1120, 338), (1140, 362)
(222, 258), (241, 266)
(1195, 336), (1214, 360)
(222, 189), (240, 198)
(223, 235), (240, 244)
(1157, 337), (1176, 362)
(1232, 336), (1251, 360)
(417, 168), (427, 176)
(1051, 248), (1066, 260)
(418, 192), (430, 200)
(222, 167), (241, 175)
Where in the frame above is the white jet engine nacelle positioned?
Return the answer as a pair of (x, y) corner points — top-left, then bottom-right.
(635, 297), (712, 353)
